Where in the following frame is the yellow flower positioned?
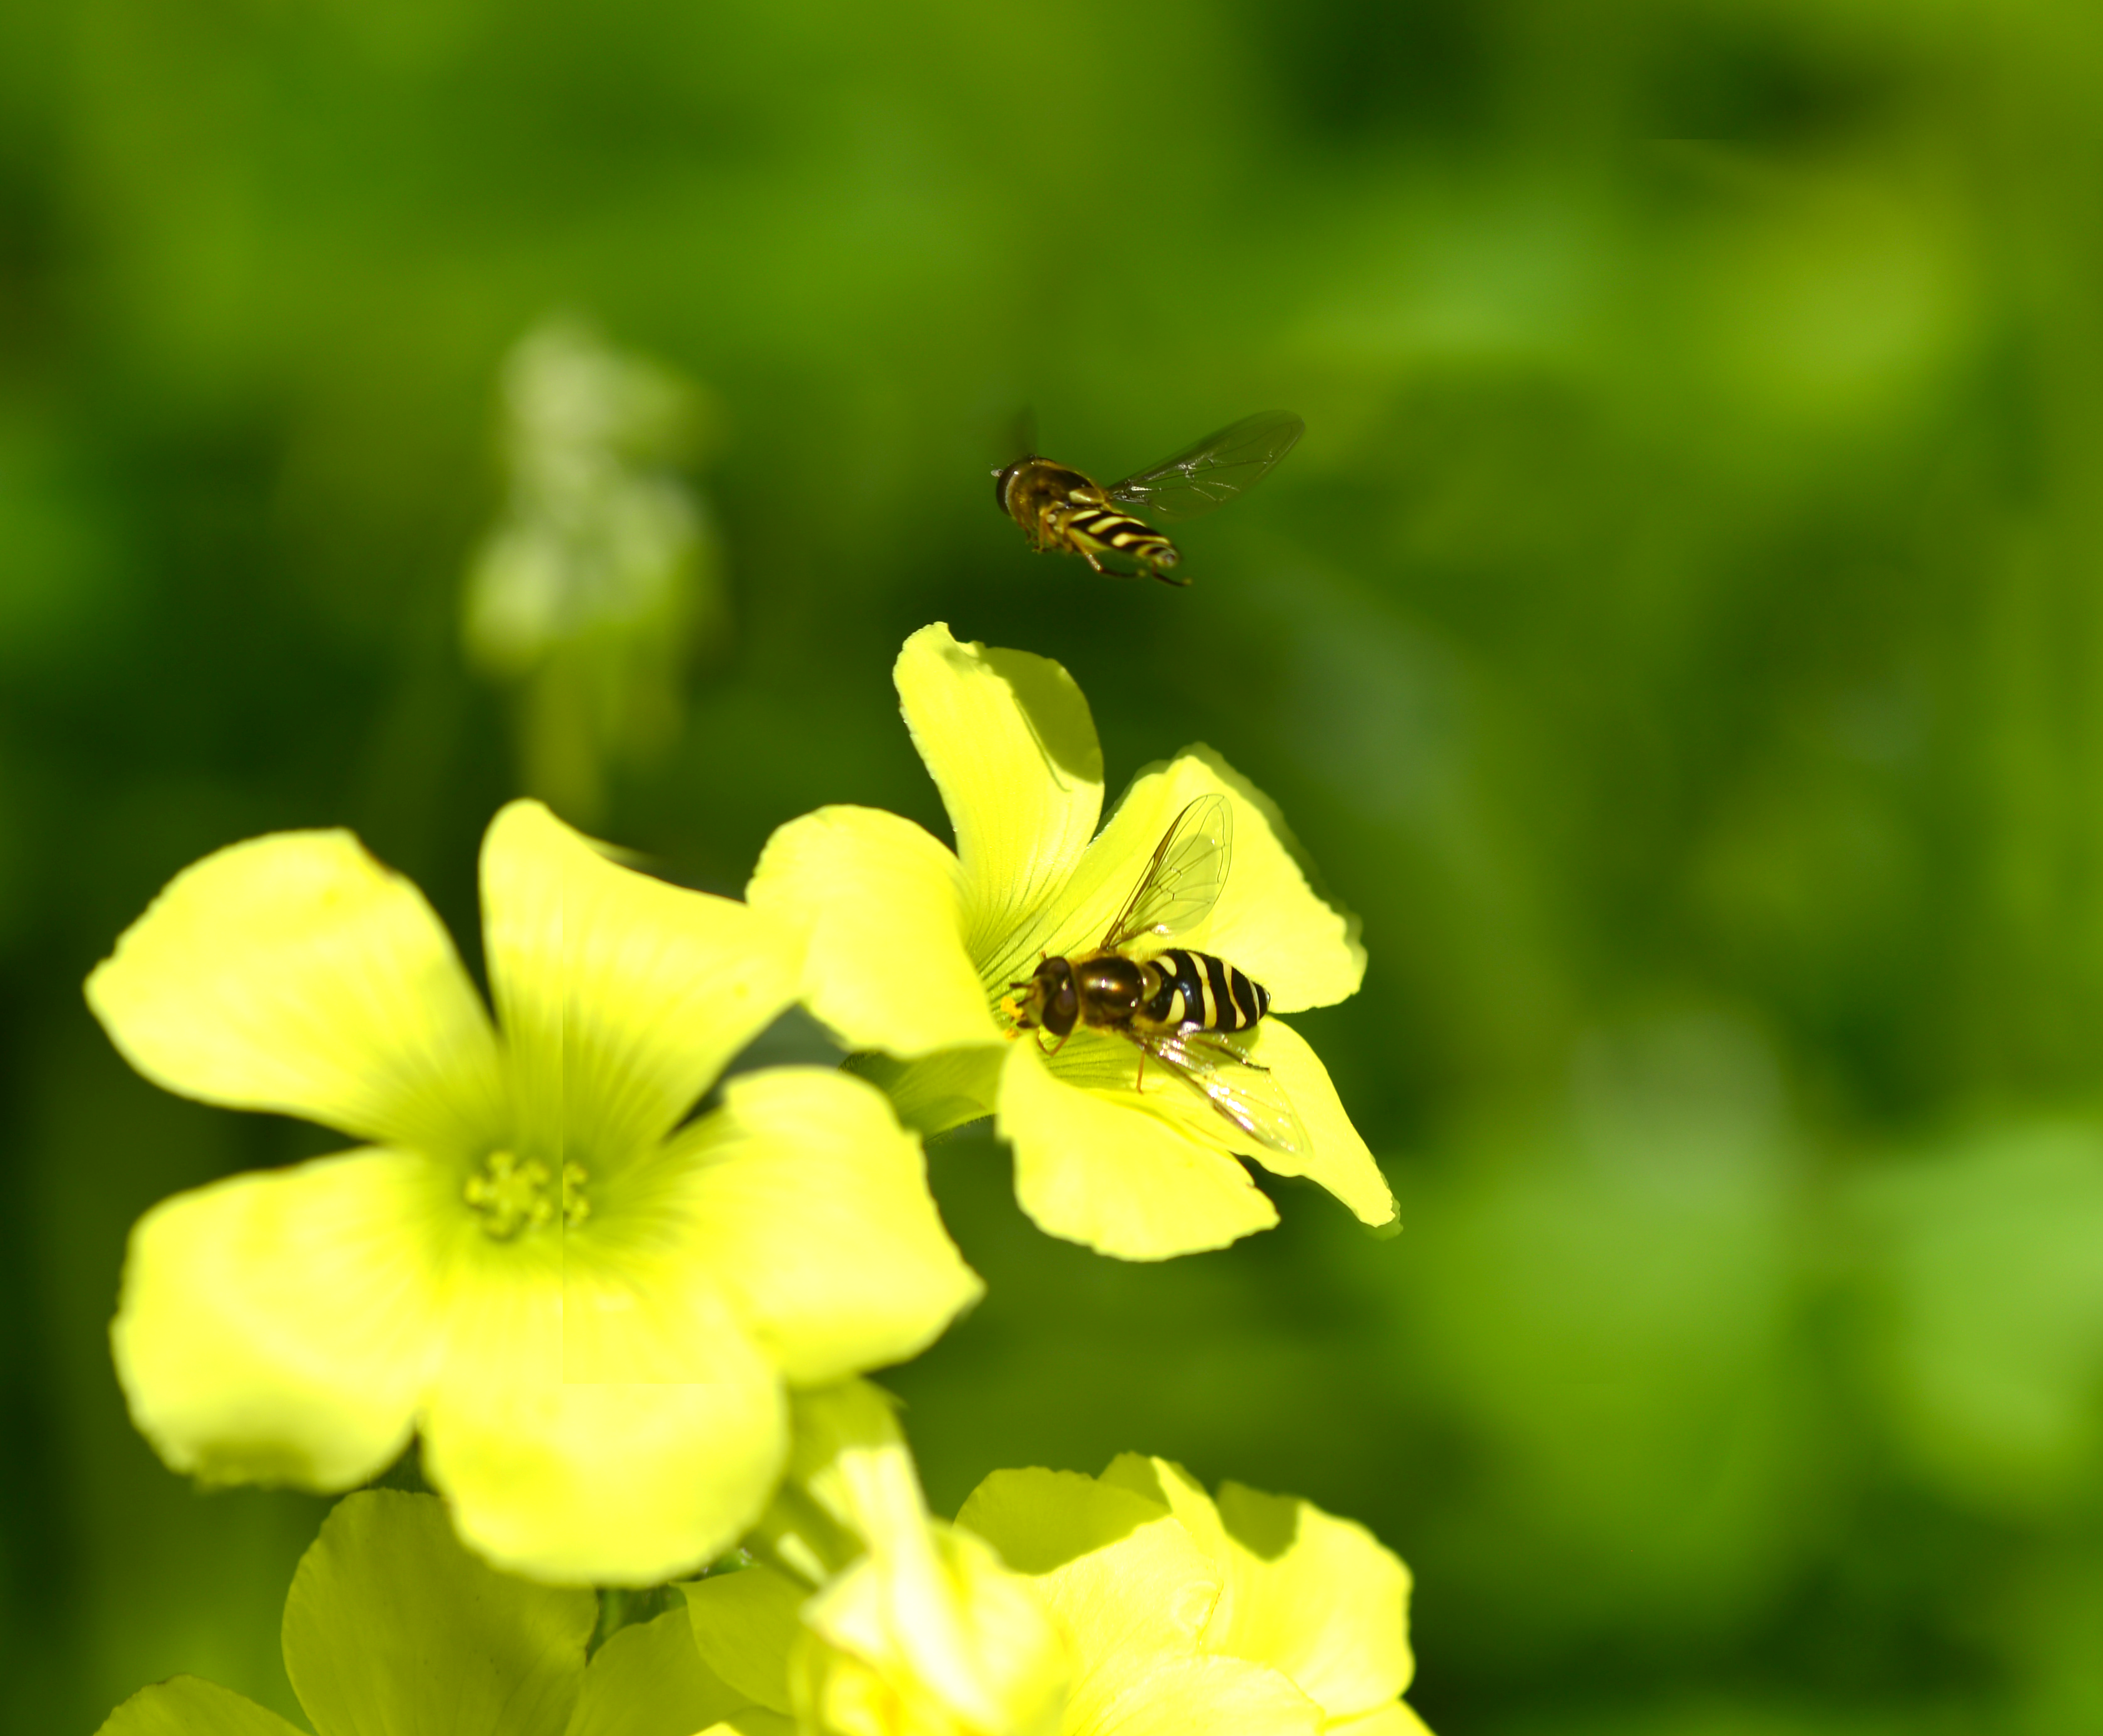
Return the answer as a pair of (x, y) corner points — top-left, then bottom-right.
(686, 1428), (1431, 1736)
(748, 623), (1396, 1261)
(86, 801), (982, 1585)
(967, 1456), (1431, 1736)
(688, 1383), (1070, 1736)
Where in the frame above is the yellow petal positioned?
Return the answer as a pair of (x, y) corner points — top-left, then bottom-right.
(747, 805), (999, 1058)
(798, 1525), (1069, 1736)
(421, 1257), (787, 1585)
(996, 1042), (1279, 1259)
(778, 1380), (928, 1557)
(686, 1564), (807, 1716)
(95, 1677), (305, 1736)
(1017, 752), (1362, 1016)
(894, 624), (1104, 968)
(777, 1384), (1068, 1735)
(962, 1469), (1298, 1736)
(1207, 1482), (1415, 1718)
(1100, 1457), (1417, 1719)
(1097, 1454), (1227, 1565)
(480, 801), (803, 1164)
(956, 1467), (1213, 1651)
(1329, 1702), (1435, 1736)
(1239, 1021), (1397, 1231)
(671, 1071), (982, 1387)
(111, 1150), (445, 1490)
(86, 831), (503, 1156)
(1078, 1654), (1320, 1736)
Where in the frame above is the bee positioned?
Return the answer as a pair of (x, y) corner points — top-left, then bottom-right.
(1006, 793), (1307, 1154)
(992, 411), (1305, 586)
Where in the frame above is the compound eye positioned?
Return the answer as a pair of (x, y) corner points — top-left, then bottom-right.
(1051, 981), (1080, 1031)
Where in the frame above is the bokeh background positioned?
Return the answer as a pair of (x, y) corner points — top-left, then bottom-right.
(7, 4), (2103, 1732)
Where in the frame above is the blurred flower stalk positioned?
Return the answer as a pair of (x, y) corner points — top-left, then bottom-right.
(463, 317), (730, 821)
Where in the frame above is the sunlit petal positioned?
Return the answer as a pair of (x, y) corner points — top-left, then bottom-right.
(111, 1150), (447, 1492)
(894, 624), (1104, 966)
(480, 801), (802, 1163)
(422, 1257), (786, 1585)
(1207, 1482), (1415, 1718)
(1328, 1702), (1436, 1736)
(1240, 1020), (1397, 1230)
(1076, 1654), (1320, 1736)
(748, 805), (999, 1058)
(86, 831), (504, 1156)
(798, 1525), (1069, 1736)
(958, 1466), (1214, 1637)
(1099, 1457), (1417, 1722)
(667, 1071), (982, 1386)
(996, 1043), (1278, 1259)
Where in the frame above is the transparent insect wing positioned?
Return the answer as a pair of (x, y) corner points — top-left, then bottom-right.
(1106, 411), (1305, 522)
(1101, 795), (1234, 951)
(1144, 1029), (1309, 1156)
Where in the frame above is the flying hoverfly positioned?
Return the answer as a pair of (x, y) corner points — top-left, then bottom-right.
(992, 410), (1305, 586)
(1006, 793), (1307, 1154)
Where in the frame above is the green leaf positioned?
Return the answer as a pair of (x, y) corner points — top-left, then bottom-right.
(683, 1565), (804, 1715)
(96, 1677), (308, 1736)
(282, 1490), (596, 1736)
(567, 1606), (751, 1736)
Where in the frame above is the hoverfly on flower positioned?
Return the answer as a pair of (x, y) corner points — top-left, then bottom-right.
(992, 411), (1304, 585)
(1006, 793), (1305, 1154)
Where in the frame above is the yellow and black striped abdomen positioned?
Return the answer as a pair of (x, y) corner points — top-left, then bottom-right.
(1061, 506), (1180, 574)
(1137, 948), (1269, 1036)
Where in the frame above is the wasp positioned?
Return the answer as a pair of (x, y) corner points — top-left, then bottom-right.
(1006, 793), (1307, 1154)
(992, 411), (1305, 586)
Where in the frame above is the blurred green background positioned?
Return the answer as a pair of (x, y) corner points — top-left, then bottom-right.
(7, 3), (2103, 1732)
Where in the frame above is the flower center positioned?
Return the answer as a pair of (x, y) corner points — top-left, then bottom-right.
(463, 1150), (590, 1240)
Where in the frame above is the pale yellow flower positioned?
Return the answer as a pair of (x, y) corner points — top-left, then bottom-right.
(87, 802), (981, 1584)
(684, 1401), (1428, 1736)
(750, 623), (1396, 1261)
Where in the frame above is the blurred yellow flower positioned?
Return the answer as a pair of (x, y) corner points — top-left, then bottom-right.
(86, 801), (981, 1585)
(687, 1422), (1429, 1736)
(749, 622), (1395, 1261)
(689, 1383), (1071, 1736)
(942, 1456), (1428, 1736)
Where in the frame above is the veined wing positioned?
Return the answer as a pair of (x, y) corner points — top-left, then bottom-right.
(1106, 412), (1304, 522)
(1101, 795), (1232, 953)
(1139, 1028), (1307, 1156)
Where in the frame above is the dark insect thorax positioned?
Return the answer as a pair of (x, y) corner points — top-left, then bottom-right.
(1001, 459), (1102, 531)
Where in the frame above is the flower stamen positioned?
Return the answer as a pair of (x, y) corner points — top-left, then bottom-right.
(463, 1150), (555, 1240)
